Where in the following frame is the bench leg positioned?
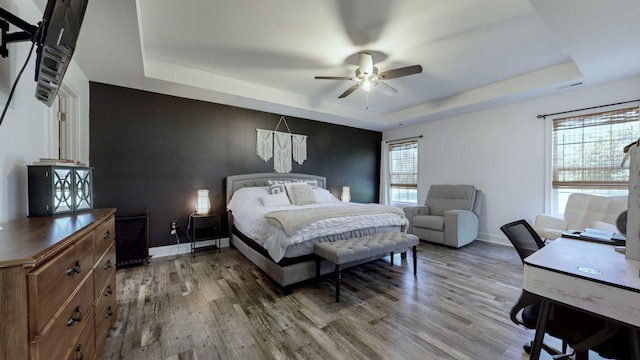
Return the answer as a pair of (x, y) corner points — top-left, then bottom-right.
(316, 256), (321, 288)
(412, 246), (417, 277)
(390, 251), (394, 266)
(335, 264), (342, 302)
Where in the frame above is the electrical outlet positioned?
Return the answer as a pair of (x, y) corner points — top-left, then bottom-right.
(170, 221), (177, 234)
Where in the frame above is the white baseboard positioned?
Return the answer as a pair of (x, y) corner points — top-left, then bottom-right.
(477, 232), (511, 247)
(149, 237), (230, 258)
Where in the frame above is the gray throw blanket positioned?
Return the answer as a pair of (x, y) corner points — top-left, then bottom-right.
(265, 204), (405, 236)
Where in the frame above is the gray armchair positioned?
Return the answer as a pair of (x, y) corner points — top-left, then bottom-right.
(403, 185), (484, 248)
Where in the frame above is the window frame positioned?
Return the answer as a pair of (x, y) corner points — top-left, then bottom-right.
(49, 85), (79, 161)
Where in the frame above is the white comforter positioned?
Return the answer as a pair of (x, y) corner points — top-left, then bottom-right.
(227, 186), (408, 262)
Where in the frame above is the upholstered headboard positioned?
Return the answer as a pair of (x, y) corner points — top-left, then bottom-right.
(225, 173), (327, 205)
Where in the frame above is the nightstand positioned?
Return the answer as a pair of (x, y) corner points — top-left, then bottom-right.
(187, 212), (221, 256)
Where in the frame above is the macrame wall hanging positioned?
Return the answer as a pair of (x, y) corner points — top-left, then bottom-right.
(256, 116), (307, 173)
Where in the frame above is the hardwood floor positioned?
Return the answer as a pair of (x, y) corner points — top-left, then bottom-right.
(99, 241), (571, 360)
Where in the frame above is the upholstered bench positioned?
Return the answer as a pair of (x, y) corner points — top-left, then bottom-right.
(314, 232), (419, 302)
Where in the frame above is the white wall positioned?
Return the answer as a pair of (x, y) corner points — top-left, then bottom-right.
(384, 76), (640, 245)
(0, 0), (90, 223)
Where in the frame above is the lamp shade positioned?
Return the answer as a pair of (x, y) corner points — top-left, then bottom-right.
(196, 189), (211, 215)
(341, 186), (351, 202)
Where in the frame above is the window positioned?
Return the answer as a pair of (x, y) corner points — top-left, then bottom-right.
(388, 139), (418, 205)
(551, 107), (639, 214)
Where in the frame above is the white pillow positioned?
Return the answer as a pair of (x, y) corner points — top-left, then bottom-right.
(261, 192), (291, 207)
(313, 188), (337, 203)
(227, 186), (269, 211)
(286, 183), (316, 206)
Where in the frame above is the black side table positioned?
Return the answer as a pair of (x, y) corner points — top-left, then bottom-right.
(187, 212), (221, 256)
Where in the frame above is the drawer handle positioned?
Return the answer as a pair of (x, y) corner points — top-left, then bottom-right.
(103, 230), (111, 239)
(105, 306), (114, 319)
(104, 285), (113, 296)
(74, 344), (83, 360)
(66, 261), (81, 275)
(67, 306), (82, 326)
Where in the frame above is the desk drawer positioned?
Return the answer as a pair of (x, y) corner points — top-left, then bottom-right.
(94, 242), (116, 299)
(28, 232), (94, 339)
(95, 216), (115, 258)
(30, 274), (94, 360)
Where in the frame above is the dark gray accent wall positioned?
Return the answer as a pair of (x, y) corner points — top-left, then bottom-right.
(89, 82), (382, 247)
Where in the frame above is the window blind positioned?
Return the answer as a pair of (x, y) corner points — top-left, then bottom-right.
(389, 140), (418, 189)
(552, 107), (639, 189)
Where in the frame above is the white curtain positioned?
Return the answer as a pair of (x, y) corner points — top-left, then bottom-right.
(379, 140), (390, 205)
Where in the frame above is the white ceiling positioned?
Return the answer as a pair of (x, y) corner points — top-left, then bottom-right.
(61, 0), (640, 131)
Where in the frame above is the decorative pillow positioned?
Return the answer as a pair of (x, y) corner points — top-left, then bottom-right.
(267, 179), (318, 194)
(312, 188), (336, 203)
(261, 192), (291, 207)
(286, 184), (316, 206)
(267, 180), (290, 194)
(299, 179), (318, 188)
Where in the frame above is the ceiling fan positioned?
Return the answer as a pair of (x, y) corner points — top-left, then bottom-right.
(314, 52), (422, 98)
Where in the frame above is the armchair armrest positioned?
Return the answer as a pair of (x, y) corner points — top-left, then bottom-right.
(443, 209), (479, 247)
(533, 214), (569, 240)
(403, 205), (430, 218)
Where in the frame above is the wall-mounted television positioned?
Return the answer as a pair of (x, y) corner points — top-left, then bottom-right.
(0, 0), (89, 107)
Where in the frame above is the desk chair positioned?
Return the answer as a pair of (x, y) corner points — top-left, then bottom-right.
(501, 220), (629, 360)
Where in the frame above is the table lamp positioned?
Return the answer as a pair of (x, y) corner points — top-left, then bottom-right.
(196, 189), (211, 215)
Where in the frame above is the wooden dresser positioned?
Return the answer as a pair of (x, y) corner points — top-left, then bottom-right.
(0, 208), (117, 360)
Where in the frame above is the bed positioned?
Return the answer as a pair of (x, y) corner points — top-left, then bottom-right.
(226, 173), (408, 290)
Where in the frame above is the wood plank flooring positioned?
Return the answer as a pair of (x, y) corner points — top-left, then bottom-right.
(98, 241), (578, 360)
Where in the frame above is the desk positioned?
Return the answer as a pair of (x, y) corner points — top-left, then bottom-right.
(523, 238), (640, 359)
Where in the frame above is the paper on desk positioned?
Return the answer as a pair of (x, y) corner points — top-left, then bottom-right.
(581, 228), (615, 240)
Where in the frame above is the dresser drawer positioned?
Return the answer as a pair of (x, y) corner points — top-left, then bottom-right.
(28, 232), (95, 339)
(94, 242), (116, 299)
(95, 216), (115, 258)
(95, 273), (117, 356)
(30, 274), (95, 360)
(66, 310), (96, 360)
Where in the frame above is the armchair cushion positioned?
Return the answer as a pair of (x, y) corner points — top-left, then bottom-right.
(413, 215), (443, 231)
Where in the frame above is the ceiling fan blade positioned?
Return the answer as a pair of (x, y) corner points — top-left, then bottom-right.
(314, 76), (353, 80)
(378, 65), (423, 80)
(377, 82), (397, 96)
(338, 84), (360, 98)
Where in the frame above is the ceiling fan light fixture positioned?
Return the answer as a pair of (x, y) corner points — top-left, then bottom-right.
(355, 66), (378, 92)
(360, 77), (374, 92)
(358, 52), (374, 76)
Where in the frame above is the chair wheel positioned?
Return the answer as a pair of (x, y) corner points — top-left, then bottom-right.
(524, 343), (532, 354)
